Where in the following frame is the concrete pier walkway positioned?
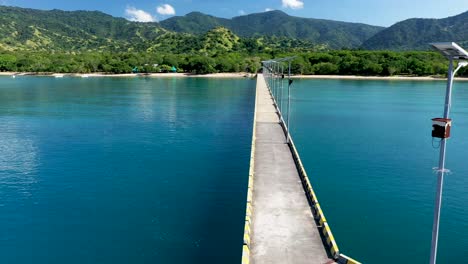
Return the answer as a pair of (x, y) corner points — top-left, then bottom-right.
(249, 74), (330, 264)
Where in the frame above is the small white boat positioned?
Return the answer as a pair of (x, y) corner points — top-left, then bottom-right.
(11, 75), (16, 79)
(81, 74), (89, 78)
(55, 74), (64, 78)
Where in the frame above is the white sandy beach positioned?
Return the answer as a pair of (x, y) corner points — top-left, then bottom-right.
(2, 71), (468, 81)
(0, 72), (255, 78)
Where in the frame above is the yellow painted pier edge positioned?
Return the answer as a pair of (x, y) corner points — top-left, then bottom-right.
(274, 79), (362, 264)
(241, 74), (361, 264)
(241, 74), (258, 264)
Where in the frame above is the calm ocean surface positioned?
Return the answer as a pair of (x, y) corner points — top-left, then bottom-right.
(0, 76), (255, 264)
(1, 76), (467, 264)
(287, 79), (468, 264)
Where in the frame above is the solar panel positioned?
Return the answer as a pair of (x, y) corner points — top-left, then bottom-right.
(430, 42), (468, 60)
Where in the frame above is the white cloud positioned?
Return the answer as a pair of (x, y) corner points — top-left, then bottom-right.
(125, 6), (155, 22)
(282, 0), (304, 9)
(265, 8), (273, 12)
(238, 10), (246, 15)
(157, 4), (176, 16)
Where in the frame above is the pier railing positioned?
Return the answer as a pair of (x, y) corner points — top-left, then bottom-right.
(261, 58), (360, 264)
(262, 58), (294, 143)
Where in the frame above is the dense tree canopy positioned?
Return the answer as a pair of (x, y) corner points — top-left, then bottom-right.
(1, 49), (465, 77)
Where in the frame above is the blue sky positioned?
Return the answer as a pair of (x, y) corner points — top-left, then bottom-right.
(1, 0), (468, 26)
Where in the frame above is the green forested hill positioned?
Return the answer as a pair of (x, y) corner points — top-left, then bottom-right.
(0, 6), (463, 76)
(160, 10), (384, 49)
(362, 11), (468, 50)
(2, 5), (468, 53)
(0, 6), (166, 51)
(158, 12), (230, 35)
(0, 6), (365, 53)
(0, 6), (365, 52)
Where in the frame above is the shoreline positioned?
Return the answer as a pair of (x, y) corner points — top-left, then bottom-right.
(290, 74), (468, 81)
(0, 72), (255, 78)
(1, 72), (468, 81)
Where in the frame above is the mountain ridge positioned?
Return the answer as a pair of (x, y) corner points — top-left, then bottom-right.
(160, 10), (384, 49)
(1, 5), (468, 52)
(0, 6), (383, 51)
(361, 10), (468, 50)
(0, 5), (168, 51)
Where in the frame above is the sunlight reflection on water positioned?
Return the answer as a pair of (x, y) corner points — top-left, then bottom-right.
(0, 120), (38, 197)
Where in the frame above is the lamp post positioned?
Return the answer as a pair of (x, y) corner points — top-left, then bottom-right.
(429, 42), (468, 264)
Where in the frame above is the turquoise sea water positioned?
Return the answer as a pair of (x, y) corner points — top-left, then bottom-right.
(0, 76), (255, 264)
(287, 79), (468, 264)
(2, 76), (467, 264)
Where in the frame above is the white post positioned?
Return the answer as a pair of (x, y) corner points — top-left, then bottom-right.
(429, 58), (454, 264)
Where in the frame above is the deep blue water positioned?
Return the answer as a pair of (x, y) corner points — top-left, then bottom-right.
(0, 76), (255, 264)
(3, 76), (467, 264)
(286, 79), (468, 264)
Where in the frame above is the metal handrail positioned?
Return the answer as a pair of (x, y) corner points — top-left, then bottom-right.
(262, 57), (295, 143)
